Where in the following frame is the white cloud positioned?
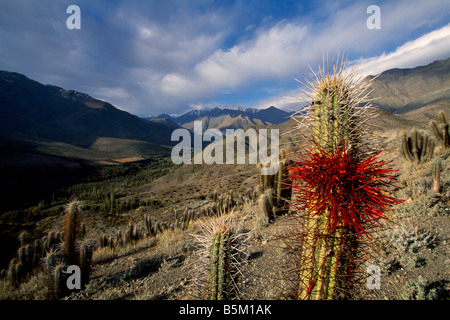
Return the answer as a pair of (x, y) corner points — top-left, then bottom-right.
(352, 23), (450, 77)
(156, 0), (450, 114)
(257, 23), (450, 111)
(159, 22), (309, 101)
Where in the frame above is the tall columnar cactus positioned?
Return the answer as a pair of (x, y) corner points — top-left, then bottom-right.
(401, 130), (435, 163)
(288, 53), (403, 299)
(62, 200), (83, 263)
(431, 111), (449, 150)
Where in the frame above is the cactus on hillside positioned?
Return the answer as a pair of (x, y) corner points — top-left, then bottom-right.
(207, 227), (233, 299)
(79, 239), (95, 287)
(432, 159), (441, 194)
(256, 150), (291, 219)
(401, 130), (435, 163)
(53, 263), (65, 298)
(192, 216), (248, 300)
(288, 53), (403, 299)
(431, 111), (450, 150)
(62, 200), (83, 263)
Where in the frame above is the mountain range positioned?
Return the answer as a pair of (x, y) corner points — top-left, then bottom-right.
(367, 58), (450, 115)
(0, 71), (177, 163)
(0, 57), (449, 166)
(147, 105), (294, 132)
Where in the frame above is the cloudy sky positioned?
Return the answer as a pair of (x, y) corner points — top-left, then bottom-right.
(1, 0), (449, 116)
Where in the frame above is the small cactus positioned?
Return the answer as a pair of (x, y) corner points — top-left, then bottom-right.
(45, 250), (56, 274)
(7, 259), (18, 287)
(257, 155), (291, 217)
(431, 111), (450, 150)
(432, 159), (441, 194)
(53, 263), (65, 298)
(18, 231), (28, 247)
(79, 239), (95, 287)
(144, 215), (155, 236)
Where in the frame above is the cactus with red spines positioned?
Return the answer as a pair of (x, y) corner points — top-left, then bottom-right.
(288, 53), (403, 299)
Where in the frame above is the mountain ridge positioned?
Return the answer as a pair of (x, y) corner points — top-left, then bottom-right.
(366, 57), (450, 114)
(0, 70), (178, 162)
(148, 105), (294, 132)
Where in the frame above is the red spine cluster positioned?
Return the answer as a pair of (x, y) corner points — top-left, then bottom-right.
(288, 145), (404, 238)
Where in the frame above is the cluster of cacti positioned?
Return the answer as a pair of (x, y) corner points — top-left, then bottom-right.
(401, 129), (435, 163)
(174, 208), (195, 230)
(2, 230), (63, 287)
(97, 188), (141, 215)
(201, 190), (245, 219)
(287, 54), (403, 299)
(100, 188), (116, 214)
(98, 216), (172, 251)
(431, 111), (449, 150)
(192, 216), (247, 300)
(2, 201), (94, 298)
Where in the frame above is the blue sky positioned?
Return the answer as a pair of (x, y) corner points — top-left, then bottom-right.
(0, 0), (449, 117)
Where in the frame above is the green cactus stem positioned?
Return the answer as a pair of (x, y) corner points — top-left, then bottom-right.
(207, 227), (233, 300)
